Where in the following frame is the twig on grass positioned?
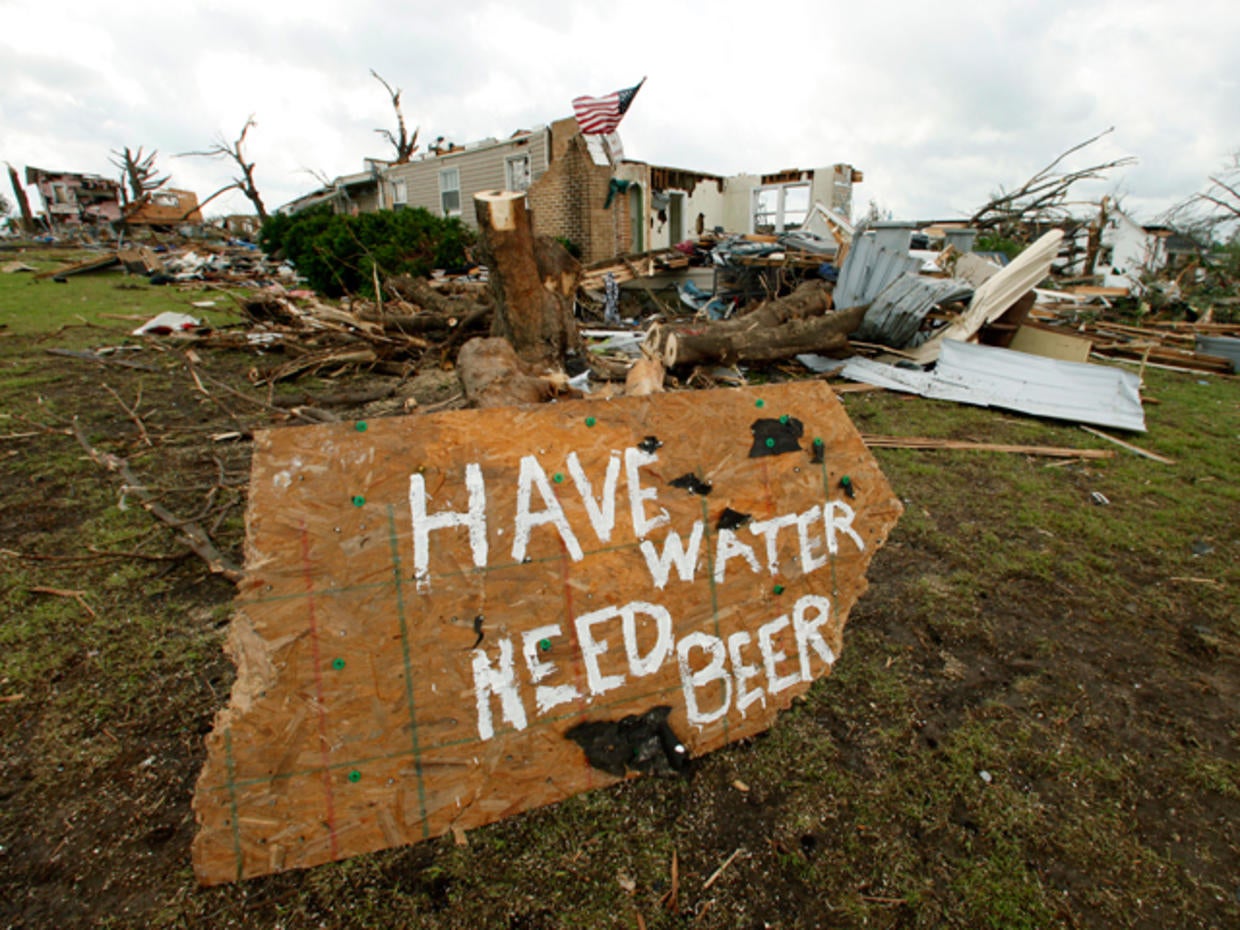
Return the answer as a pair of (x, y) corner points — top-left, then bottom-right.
(28, 585), (96, 617)
(103, 383), (152, 447)
(701, 847), (743, 891)
(70, 417), (242, 582)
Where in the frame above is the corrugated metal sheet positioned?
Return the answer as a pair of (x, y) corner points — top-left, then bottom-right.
(841, 340), (1146, 432)
(905, 229), (1063, 364)
(1196, 335), (1240, 373)
(833, 235), (922, 310)
(855, 274), (974, 347)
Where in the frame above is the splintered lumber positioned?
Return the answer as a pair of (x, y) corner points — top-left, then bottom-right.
(1090, 344), (1233, 375)
(34, 253), (121, 280)
(624, 356), (665, 396)
(860, 434), (1115, 459)
(192, 381), (903, 884)
(118, 246), (165, 275)
(475, 190), (580, 364)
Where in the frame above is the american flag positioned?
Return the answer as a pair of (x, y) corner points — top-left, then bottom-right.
(572, 79), (645, 135)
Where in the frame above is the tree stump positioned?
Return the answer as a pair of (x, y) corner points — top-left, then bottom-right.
(474, 190), (580, 366)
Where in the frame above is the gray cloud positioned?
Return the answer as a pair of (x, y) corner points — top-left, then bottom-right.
(3, 0), (1237, 223)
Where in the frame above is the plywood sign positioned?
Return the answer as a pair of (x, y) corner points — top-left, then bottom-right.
(193, 382), (902, 884)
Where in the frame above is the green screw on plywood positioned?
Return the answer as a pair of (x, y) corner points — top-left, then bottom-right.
(553, 473), (565, 484)
(773, 584), (785, 595)
(585, 416), (597, 427)
(539, 638), (552, 652)
(332, 658), (346, 671)
(779, 414), (789, 424)
(755, 399), (765, 408)
(355, 421), (368, 432)
(348, 770), (362, 783)
(765, 438), (776, 449)
(352, 495), (366, 507)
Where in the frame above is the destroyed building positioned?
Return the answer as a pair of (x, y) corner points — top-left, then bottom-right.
(123, 189), (204, 226)
(25, 166), (124, 226)
(276, 163), (386, 217)
(281, 118), (862, 265)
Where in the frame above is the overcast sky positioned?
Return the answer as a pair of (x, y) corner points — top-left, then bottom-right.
(3, 0), (1238, 225)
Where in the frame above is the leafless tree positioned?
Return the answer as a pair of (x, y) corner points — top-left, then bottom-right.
(1164, 150), (1240, 242)
(371, 70), (419, 164)
(109, 146), (169, 206)
(969, 128), (1137, 241)
(179, 116), (268, 221)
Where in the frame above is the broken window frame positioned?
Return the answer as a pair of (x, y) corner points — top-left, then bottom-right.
(505, 154), (531, 192)
(439, 168), (461, 217)
(751, 182), (811, 234)
(390, 179), (408, 211)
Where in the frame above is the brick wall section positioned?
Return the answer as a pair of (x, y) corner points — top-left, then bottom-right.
(527, 132), (634, 264)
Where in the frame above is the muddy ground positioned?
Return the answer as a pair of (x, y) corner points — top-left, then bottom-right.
(0, 318), (1236, 929)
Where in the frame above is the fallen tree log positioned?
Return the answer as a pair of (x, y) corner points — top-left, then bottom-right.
(651, 304), (867, 369)
(384, 274), (487, 315)
(708, 279), (835, 331)
(356, 305), (493, 337)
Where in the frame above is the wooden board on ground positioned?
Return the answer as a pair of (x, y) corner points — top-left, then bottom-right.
(192, 382), (903, 884)
(1009, 323), (1093, 363)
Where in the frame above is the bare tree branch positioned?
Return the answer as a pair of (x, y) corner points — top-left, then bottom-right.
(109, 146), (169, 206)
(177, 116), (268, 221)
(1163, 150), (1240, 239)
(969, 128), (1137, 240)
(371, 69), (419, 164)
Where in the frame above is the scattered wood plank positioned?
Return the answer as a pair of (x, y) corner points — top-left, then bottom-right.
(861, 435), (1115, 459)
(1079, 425), (1176, 464)
(33, 253), (120, 280)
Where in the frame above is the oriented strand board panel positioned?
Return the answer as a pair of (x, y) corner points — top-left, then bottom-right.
(193, 382), (902, 884)
(1009, 324), (1093, 363)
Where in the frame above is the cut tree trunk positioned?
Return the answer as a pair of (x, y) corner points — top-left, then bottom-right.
(474, 190), (580, 366)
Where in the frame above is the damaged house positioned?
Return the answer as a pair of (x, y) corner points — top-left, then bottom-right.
(25, 166), (123, 226)
(276, 162), (387, 217)
(24, 166), (206, 230)
(123, 189), (204, 226)
(284, 118), (862, 265)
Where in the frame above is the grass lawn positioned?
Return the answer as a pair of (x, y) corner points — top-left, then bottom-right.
(0, 252), (1236, 929)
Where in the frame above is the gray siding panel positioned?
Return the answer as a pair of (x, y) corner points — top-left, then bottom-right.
(382, 129), (551, 227)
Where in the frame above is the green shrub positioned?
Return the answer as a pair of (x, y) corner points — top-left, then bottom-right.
(260, 206), (475, 297)
(973, 234), (1023, 260)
